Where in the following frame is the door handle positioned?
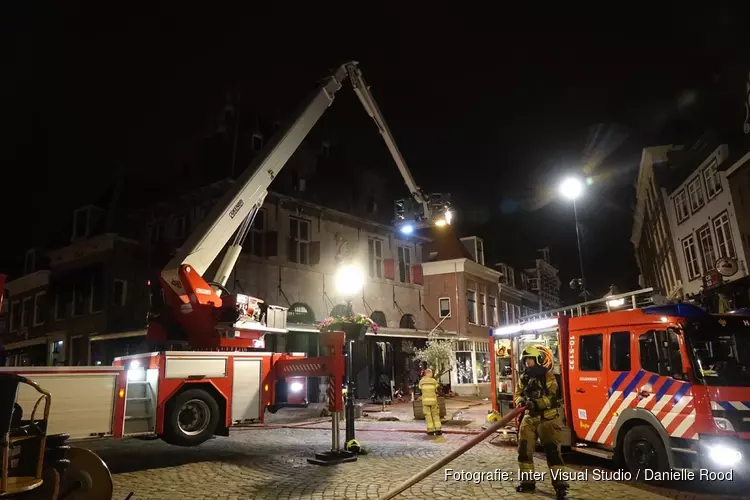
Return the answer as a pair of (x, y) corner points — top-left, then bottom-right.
(576, 388), (585, 393)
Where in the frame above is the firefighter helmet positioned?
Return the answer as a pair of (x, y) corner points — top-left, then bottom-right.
(521, 345), (553, 370)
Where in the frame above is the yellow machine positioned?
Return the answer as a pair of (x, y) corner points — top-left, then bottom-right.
(0, 374), (113, 499)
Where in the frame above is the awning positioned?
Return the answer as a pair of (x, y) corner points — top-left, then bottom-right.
(3, 337), (47, 351)
(89, 330), (147, 342)
(287, 323), (461, 340)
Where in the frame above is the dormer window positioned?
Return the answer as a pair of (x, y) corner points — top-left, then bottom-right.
(72, 207), (93, 240)
(24, 249), (36, 275)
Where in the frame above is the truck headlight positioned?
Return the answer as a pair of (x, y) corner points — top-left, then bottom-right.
(707, 444), (742, 467)
(290, 382), (304, 393)
(713, 417), (735, 432)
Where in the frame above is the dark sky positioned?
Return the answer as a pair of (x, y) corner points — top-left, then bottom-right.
(2, 5), (747, 304)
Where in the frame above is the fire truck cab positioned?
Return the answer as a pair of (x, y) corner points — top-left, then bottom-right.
(490, 288), (750, 476)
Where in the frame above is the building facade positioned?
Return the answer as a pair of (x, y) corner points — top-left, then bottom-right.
(631, 145), (684, 297)
(664, 143), (748, 297)
(523, 248), (561, 311)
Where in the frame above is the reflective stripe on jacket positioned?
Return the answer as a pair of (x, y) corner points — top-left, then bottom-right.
(418, 376), (439, 405)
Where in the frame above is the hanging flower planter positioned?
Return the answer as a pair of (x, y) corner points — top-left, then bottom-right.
(318, 313), (379, 341)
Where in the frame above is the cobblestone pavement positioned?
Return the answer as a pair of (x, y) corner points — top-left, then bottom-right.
(80, 428), (746, 500)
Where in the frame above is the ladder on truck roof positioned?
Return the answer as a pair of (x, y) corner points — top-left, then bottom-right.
(519, 287), (658, 323)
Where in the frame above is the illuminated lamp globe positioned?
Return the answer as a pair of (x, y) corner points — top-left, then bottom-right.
(559, 177), (584, 201)
(334, 264), (365, 296)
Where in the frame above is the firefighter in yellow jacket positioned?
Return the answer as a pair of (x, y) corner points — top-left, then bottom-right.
(514, 345), (568, 498)
(418, 368), (442, 435)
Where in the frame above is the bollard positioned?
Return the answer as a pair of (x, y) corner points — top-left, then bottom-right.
(378, 405), (526, 500)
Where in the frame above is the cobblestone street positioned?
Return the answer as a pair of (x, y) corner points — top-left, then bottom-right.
(79, 425), (747, 500)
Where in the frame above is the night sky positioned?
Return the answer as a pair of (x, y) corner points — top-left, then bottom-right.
(2, 5), (747, 305)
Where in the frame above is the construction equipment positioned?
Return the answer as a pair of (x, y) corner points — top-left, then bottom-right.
(0, 374), (112, 499)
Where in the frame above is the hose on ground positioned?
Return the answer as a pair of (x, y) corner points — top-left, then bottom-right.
(378, 405), (526, 500)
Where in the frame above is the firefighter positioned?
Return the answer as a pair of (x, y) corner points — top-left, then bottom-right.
(418, 368), (442, 436)
(514, 345), (568, 498)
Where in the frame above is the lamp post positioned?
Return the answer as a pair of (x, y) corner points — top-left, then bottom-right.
(333, 263), (365, 451)
(559, 177), (588, 301)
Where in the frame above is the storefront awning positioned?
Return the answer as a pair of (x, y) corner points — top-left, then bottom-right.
(3, 336), (47, 350)
(287, 323), (461, 340)
(89, 330), (146, 342)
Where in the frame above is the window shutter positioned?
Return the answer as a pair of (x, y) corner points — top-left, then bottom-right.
(411, 264), (424, 285)
(265, 231), (278, 257)
(310, 241), (321, 265)
(383, 258), (395, 280)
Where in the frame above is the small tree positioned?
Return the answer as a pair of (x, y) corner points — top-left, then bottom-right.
(413, 333), (459, 381)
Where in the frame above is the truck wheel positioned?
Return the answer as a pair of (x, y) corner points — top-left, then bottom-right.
(162, 389), (220, 447)
(623, 425), (669, 476)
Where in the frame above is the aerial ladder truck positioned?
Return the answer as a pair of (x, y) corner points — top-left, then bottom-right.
(0, 61), (452, 469)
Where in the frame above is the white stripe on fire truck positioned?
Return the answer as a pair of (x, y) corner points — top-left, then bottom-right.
(598, 392), (639, 444)
(671, 409), (696, 438)
(637, 394), (654, 408)
(729, 401), (750, 411)
(659, 396), (693, 429)
(585, 390), (622, 441)
(649, 394), (672, 415)
(711, 401), (723, 411)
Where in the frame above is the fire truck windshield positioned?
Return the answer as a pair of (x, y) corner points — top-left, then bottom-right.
(685, 316), (750, 387)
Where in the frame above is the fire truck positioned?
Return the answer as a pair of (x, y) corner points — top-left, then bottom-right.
(489, 288), (750, 476)
(1, 61), (452, 448)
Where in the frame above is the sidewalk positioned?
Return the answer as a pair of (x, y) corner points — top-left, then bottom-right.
(253, 396), (495, 434)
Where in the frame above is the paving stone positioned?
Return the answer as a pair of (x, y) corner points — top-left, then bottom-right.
(75, 428), (746, 499)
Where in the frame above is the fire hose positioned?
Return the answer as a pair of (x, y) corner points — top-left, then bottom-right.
(377, 405), (526, 500)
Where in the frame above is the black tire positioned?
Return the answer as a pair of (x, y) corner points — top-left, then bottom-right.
(161, 388), (220, 447)
(622, 425), (669, 476)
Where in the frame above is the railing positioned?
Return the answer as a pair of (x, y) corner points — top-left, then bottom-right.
(519, 287), (656, 322)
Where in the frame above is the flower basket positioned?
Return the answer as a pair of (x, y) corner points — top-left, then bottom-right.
(319, 313), (379, 341)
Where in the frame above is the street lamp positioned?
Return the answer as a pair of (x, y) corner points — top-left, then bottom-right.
(334, 262), (365, 453)
(559, 177), (588, 301)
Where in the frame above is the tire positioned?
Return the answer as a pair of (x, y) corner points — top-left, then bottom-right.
(161, 388), (220, 447)
(622, 425), (669, 476)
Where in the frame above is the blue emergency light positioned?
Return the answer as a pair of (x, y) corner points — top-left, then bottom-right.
(642, 303), (707, 318)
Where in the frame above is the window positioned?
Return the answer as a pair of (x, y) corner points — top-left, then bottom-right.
(368, 238), (383, 278)
(399, 314), (416, 329)
(113, 279), (127, 306)
(506, 266), (515, 288)
(252, 133), (263, 151)
(370, 311), (387, 327)
(10, 301), (19, 331)
(249, 209), (267, 257)
(697, 224), (716, 273)
(173, 216), (186, 239)
(579, 334), (603, 371)
(320, 141), (330, 157)
(703, 159), (722, 199)
(54, 292), (65, 321)
(72, 207), (90, 240)
(33, 292), (46, 326)
(398, 246), (411, 283)
(488, 296), (497, 326)
(478, 293), (486, 326)
(682, 235), (700, 280)
(21, 297), (32, 328)
(289, 217), (310, 265)
(500, 301), (509, 325)
(456, 341), (473, 384)
(475, 341), (490, 382)
(330, 304), (348, 317)
(73, 279), (87, 316)
(713, 211), (736, 259)
(438, 297), (450, 318)
(610, 331), (631, 371)
(24, 250), (35, 275)
(639, 330), (684, 379)
(513, 305), (521, 323)
(687, 177), (705, 213)
(673, 190), (689, 223)
(90, 272), (103, 313)
(288, 303), (315, 324)
(467, 287), (477, 324)
(476, 239), (485, 266)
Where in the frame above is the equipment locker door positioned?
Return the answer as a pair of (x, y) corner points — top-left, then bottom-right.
(568, 329), (608, 443)
(231, 359), (262, 422)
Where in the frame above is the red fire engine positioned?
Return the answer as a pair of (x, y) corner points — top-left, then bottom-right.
(489, 288), (750, 476)
(1, 61), (451, 449)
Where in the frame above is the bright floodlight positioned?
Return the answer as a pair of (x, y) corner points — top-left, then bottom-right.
(334, 264), (365, 296)
(560, 177), (584, 200)
(400, 224), (414, 234)
(434, 218), (447, 227)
